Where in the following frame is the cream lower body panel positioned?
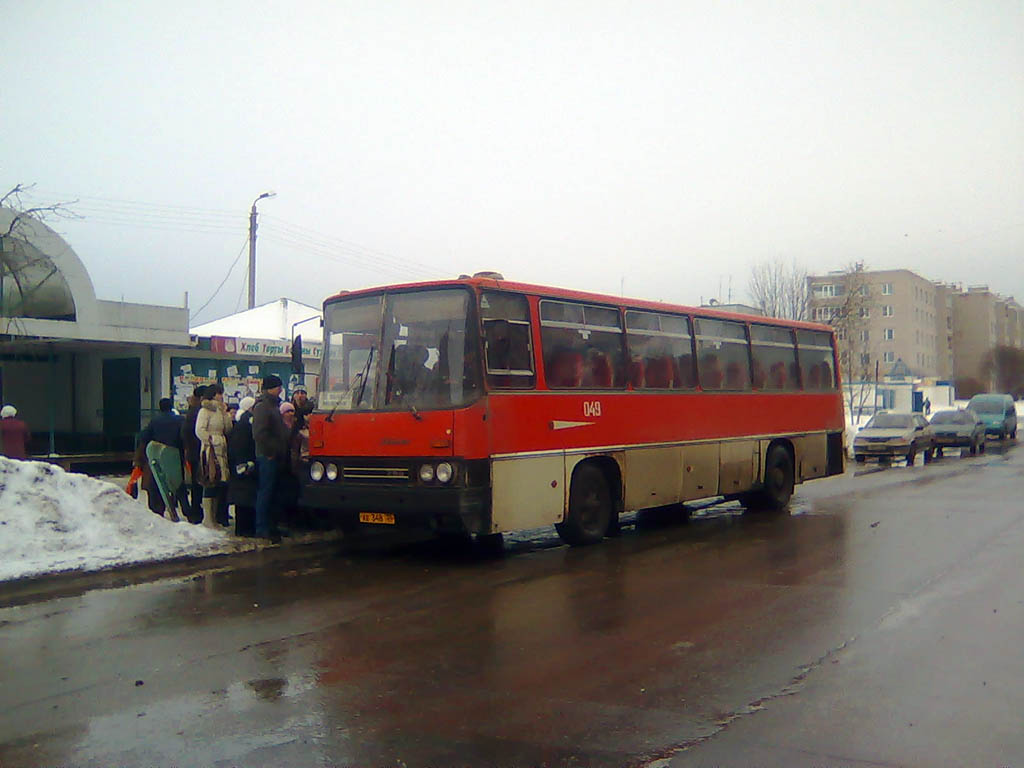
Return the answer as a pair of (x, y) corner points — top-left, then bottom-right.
(489, 431), (833, 534)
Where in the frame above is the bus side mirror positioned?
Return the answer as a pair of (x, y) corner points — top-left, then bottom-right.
(291, 334), (305, 375)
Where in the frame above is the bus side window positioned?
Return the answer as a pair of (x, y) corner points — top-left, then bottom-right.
(541, 300), (625, 390)
(695, 318), (749, 391)
(481, 292), (536, 389)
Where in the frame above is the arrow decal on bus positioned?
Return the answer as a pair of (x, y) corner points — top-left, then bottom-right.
(550, 420), (596, 430)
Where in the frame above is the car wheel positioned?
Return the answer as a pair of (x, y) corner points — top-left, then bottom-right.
(906, 445), (916, 466)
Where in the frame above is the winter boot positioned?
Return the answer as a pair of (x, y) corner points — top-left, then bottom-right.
(202, 497), (219, 528)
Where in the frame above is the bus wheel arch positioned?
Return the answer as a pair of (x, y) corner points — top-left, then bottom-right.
(557, 458), (620, 546)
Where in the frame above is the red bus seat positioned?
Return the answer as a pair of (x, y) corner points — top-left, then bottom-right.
(548, 350), (584, 387)
(588, 353), (613, 387)
(645, 356), (674, 388)
(628, 360), (645, 388)
(725, 361), (747, 389)
(701, 361), (724, 388)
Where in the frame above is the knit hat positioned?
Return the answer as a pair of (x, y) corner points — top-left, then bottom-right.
(0, 405), (16, 419)
(262, 374), (283, 390)
(280, 401), (296, 415)
(237, 396), (256, 416)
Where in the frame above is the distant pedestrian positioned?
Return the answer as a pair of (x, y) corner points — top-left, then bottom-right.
(924, 397), (932, 415)
(227, 396), (258, 536)
(195, 383), (233, 528)
(0, 405), (30, 459)
(252, 375), (291, 542)
(134, 398), (189, 520)
(181, 386), (207, 523)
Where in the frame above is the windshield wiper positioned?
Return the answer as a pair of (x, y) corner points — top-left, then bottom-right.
(327, 346), (374, 422)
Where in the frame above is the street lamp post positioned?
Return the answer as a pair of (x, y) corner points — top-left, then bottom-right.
(248, 191), (276, 309)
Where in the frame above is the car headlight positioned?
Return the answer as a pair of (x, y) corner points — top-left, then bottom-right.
(435, 462), (453, 483)
(326, 463), (339, 481)
(419, 464), (435, 483)
(310, 461), (325, 481)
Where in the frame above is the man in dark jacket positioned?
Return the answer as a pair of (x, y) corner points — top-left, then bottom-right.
(227, 396), (258, 536)
(252, 376), (291, 541)
(181, 386), (206, 523)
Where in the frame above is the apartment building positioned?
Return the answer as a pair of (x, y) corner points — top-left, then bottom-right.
(807, 269), (946, 380)
(952, 286), (1024, 388)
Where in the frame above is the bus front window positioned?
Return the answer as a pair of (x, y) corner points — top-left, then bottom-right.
(320, 288), (481, 412)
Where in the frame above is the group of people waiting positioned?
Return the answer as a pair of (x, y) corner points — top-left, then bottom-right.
(133, 374), (314, 542)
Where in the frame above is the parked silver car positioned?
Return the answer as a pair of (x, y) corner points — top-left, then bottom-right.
(853, 411), (935, 465)
(929, 408), (985, 457)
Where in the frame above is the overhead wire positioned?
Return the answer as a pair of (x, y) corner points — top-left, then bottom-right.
(189, 236), (250, 324)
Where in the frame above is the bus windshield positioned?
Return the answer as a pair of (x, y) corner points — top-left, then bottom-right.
(320, 288), (482, 412)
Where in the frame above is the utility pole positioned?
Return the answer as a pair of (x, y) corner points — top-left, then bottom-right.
(248, 191), (276, 309)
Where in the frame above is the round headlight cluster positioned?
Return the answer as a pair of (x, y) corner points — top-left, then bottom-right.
(311, 461), (340, 482)
(419, 462), (455, 484)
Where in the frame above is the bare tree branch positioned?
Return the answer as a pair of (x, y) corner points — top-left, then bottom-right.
(748, 258), (808, 321)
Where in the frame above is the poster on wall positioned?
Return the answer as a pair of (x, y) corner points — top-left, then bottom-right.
(170, 358), (219, 413)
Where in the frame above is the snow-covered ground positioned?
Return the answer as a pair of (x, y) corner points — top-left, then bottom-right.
(0, 457), (257, 583)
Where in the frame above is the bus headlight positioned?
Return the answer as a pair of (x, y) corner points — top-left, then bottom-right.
(326, 463), (339, 481)
(310, 461), (325, 481)
(419, 464), (435, 483)
(435, 462), (453, 483)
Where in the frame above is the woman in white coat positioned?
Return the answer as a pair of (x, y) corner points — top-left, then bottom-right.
(195, 383), (233, 527)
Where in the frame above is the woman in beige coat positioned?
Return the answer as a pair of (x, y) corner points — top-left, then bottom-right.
(195, 383), (233, 527)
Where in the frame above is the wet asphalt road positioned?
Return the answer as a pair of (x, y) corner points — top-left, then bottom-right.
(1, 442), (1023, 767)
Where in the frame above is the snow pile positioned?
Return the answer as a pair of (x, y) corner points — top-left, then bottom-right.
(0, 457), (252, 583)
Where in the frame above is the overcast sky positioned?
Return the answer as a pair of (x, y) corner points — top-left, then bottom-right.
(4, 0), (1022, 325)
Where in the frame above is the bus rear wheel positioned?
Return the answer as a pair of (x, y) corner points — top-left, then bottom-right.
(556, 464), (612, 546)
(759, 444), (795, 511)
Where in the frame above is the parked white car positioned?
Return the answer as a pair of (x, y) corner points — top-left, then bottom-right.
(853, 412), (935, 465)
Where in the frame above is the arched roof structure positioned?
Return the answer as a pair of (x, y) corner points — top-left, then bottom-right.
(0, 207), (98, 323)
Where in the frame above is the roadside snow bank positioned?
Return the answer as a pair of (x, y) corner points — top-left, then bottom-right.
(0, 457), (251, 582)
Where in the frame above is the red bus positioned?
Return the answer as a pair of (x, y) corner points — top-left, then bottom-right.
(301, 273), (845, 546)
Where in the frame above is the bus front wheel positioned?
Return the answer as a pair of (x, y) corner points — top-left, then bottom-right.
(557, 464), (612, 546)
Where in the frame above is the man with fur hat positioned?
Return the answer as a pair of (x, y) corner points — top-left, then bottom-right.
(251, 375), (291, 542)
(0, 404), (30, 459)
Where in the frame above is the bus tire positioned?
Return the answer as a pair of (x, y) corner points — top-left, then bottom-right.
(557, 463), (612, 546)
(759, 444), (795, 511)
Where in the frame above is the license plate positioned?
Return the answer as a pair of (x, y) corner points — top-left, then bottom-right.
(359, 512), (396, 525)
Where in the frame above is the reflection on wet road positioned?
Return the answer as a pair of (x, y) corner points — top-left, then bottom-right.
(1, 441), (1022, 766)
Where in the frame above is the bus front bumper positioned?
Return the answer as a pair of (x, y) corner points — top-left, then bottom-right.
(300, 482), (491, 535)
